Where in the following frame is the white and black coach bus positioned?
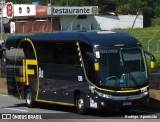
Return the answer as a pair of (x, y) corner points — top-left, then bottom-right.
(5, 30), (155, 114)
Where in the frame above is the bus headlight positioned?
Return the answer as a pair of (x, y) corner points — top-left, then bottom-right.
(143, 91), (148, 96)
(95, 91), (111, 98)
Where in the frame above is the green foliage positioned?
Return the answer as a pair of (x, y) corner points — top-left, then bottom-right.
(4, 0), (160, 26)
(154, 56), (160, 73)
(151, 18), (160, 26)
(153, 5), (160, 17)
(117, 27), (160, 73)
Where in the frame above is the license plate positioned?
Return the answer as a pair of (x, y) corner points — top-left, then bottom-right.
(123, 102), (132, 106)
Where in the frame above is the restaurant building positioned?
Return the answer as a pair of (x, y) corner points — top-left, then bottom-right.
(0, 3), (143, 33)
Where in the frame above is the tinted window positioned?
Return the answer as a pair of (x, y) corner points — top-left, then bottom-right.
(35, 42), (80, 66)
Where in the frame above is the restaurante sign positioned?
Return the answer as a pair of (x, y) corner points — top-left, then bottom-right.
(51, 6), (98, 15)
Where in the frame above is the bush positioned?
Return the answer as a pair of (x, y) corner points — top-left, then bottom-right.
(151, 18), (160, 26)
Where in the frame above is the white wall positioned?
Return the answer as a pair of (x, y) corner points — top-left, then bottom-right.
(60, 15), (97, 31)
(60, 14), (143, 31)
(94, 15), (143, 30)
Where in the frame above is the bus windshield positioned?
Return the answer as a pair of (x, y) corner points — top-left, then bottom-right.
(96, 48), (147, 89)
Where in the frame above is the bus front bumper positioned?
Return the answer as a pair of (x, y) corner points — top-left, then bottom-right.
(85, 91), (149, 109)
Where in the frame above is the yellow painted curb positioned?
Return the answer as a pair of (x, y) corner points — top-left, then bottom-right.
(150, 89), (160, 101)
(0, 78), (8, 94)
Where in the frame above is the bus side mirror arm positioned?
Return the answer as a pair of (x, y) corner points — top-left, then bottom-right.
(86, 52), (97, 61)
(86, 52), (100, 71)
(144, 50), (156, 68)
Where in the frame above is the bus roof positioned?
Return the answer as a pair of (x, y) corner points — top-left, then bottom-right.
(6, 30), (141, 47)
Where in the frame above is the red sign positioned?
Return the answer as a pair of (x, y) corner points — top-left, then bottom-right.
(0, 0), (2, 14)
(6, 2), (13, 19)
(36, 6), (47, 16)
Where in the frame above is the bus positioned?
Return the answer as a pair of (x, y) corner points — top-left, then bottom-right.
(5, 30), (155, 114)
(0, 39), (6, 77)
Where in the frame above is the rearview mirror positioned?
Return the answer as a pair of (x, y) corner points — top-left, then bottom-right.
(150, 61), (156, 69)
(144, 50), (156, 69)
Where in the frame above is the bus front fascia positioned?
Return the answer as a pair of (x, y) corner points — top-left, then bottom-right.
(77, 43), (149, 95)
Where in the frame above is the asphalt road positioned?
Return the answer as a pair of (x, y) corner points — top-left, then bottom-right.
(0, 94), (160, 122)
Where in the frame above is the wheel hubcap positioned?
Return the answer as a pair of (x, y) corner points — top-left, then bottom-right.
(78, 98), (84, 110)
(27, 92), (31, 105)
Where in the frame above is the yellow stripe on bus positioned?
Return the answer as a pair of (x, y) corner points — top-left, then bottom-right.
(36, 99), (75, 106)
(89, 81), (149, 93)
(15, 77), (24, 83)
(23, 60), (26, 84)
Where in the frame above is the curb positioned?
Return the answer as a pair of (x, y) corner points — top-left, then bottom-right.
(0, 78), (8, 95)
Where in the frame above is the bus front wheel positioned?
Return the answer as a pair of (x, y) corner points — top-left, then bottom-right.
(26, 89), (35, 108)
(76, 94), (87, 114)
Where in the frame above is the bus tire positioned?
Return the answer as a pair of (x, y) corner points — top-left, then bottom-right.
(120, 107), (131, 114)
(26, 89), (35, 108)
(76, 94), (87, 114)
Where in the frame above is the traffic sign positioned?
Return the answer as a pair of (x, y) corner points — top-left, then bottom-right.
(6, 2), (13, 19)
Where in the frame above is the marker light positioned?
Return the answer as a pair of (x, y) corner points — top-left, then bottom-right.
(94, 63), (100, 71)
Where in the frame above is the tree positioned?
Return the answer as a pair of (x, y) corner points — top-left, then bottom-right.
(5, 0), (160, 26)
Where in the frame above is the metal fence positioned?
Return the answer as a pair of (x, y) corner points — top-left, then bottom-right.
(138, 38), (160, 72)
(140, 38), (160, 55)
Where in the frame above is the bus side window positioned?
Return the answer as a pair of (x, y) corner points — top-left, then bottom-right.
(35, 42), (54, 63)
(86, 56), (97, 82)
(79, 43), (97, 84)
(21, 41), (36, 59)
(65, 42), (81, 68)
(54, 42), (65, 64)
(54, 42), (81, 68)
(54, 42), (83, 76)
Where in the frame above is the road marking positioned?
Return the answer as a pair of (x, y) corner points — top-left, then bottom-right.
(0, 94), (8, 97)
(4, 108), (29, 112)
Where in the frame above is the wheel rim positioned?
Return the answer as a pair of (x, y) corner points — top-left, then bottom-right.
(27, 92), (31, 105)
(77, 98), (84, 110)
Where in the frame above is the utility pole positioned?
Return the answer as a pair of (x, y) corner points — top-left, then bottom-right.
(67, 0), (68, 6)
(0, 0), (5, 40)
(1, 0), (3, 40)
(51, 6), (53, 32)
